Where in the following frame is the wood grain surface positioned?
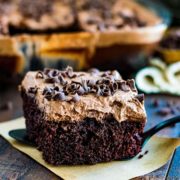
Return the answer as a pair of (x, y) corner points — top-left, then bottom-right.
(0, 84), (179, 180)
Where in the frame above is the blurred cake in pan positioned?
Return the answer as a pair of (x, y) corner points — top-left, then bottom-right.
(0, 0), (168, 77)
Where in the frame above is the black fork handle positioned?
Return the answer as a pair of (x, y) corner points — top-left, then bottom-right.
(142, 115), (180, 147)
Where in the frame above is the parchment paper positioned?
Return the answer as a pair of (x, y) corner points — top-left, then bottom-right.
(0, 118), (179, 180)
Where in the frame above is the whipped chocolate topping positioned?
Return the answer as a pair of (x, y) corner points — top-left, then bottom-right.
(21, 67), (146, 123)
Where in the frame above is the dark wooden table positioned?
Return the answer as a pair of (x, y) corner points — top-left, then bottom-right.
(0, 84), (179, 179)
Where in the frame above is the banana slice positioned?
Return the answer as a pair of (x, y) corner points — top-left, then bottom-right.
(149, 58), (167, 71)
(166, 62), (180, 87)
(136, 67), (162, 93)
(136, 64), (180, 95)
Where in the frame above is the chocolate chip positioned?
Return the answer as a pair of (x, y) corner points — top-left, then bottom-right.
(87, 79), (96, 86)
(58, 75), (67, 86)
(101, 71), (111, 77)
(28, 87), (38, 94)
(82, 80), (89, 93)
(45, 77), (59, 84)
(111, 70), (120, 80)
(157, 107), (172, 116)
(44, 68), (51, 75)
(127, 79), (136, 91)
(42, 87), (52, 95)
(138, 154), (143, 159)
(89, 68), (99, 74)
(96, 87), (102, 96)
(54, 86), (60, 91)
(97, 22), (106, 31)
(119, 81), (130, 92)
(53, 92), (66, 101)
(0, 101), (13, 111)
(61, 72), (67, 78)
(144, 150), (149, 155)
(72, 93), (80, 102)
(152, 99), (159, 107)
(36, 71), (44, 79)
(136, 94), (144, 103)
(65, 66), (75, 78)
(102, 88), (111, 96)
(77, 86), (85, 95)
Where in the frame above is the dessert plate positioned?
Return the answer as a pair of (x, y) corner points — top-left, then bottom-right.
(9, 115), (180, 153)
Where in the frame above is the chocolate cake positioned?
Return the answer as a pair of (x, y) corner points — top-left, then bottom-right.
(0, 0), (166, 77)
(20, 67), (147, 165)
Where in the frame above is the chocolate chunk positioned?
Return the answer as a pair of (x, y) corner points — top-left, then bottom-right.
(28, 87), (38, 94)
(36, 71), (44, 79)
(127, 79), (136, 91)
(53, 92), (66, 101)
(72, 93), (80, 102)
(136, 94), (144, 103)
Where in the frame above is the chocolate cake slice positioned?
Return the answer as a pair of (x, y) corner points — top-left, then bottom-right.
(20, 67), (146, 165)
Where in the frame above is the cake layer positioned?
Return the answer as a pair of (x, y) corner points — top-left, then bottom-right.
(21, 67), (146, 123)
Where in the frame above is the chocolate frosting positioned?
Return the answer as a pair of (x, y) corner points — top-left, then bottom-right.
(21, 68), (146, 123)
